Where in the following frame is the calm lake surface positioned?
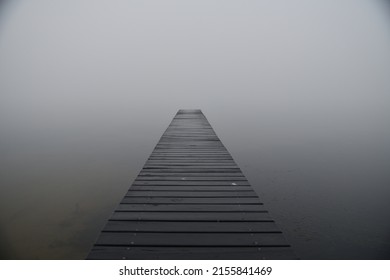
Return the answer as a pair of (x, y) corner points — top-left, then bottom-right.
(1, 108), (389, 259)
(1, 0), (390, 259)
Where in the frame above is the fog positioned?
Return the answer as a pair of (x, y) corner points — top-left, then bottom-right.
(0, 0), (390, 259)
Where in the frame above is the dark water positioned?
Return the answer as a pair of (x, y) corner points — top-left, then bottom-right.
(1, 0), (390, 259)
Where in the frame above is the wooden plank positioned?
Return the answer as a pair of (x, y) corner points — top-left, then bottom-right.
(145, 160), (236, 162)
(150, 152), (231, 155)
(116, 204), (266, 212)
(153, 149), (227, 153)
(149, 155), (232, 158)
(132, 181), (250, 186)
(138, 172), (244, 176)
(142, 167), (242, 170)
(110, 211), (272, 221)
(126, 191), (257, 197)
(103, 220), (279, 232)
(120, 197), (262, 204)
(144, 161), (237, 164)
(95, 232), (288, 246)
(134, 177), (248, 181)
(129, 186), (253, 191)
(88, 246), (295, 260)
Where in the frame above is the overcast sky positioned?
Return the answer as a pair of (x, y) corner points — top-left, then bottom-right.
(1, 0), (390, 133)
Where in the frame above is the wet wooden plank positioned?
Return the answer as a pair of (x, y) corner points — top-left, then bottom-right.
(121, 197), (262, 204)
(142, 168), (243, 172)
(132, 181), (250, 186)
(87, 109), (295, 259)
(129, 186), (253, 191)
(110, 211), (272, 221)
(136, 176), (247, 180)
(144, 161), (238, 165)
(150, 152), (230, 154)
(95, 232), (288, 246)
(88, 246), (295, 260)
(138, 172), (245, 176)
(126, 191), (257, 197)
(147, 160), (235, 163)
(103, 220), (279, 232)
(142, 167), (243, 171)
(116, 204), (266, 212)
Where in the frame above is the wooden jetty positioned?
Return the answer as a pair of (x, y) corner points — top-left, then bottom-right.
(87, 109), (295, 259)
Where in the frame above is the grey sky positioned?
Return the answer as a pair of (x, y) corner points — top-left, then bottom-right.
(1, 0), (390, 128)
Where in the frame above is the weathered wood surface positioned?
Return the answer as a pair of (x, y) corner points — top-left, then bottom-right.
(87, 109), (295, 259)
